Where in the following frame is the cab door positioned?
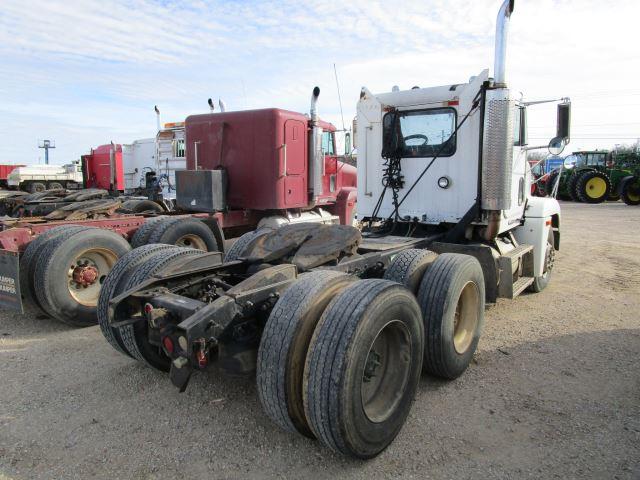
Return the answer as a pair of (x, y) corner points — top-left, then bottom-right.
(283, 119), (306, 207)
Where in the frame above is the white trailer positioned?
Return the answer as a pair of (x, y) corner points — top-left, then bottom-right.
(7, 162), (84, 192)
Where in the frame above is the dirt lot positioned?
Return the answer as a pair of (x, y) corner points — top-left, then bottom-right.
(1, 201), (638, 480)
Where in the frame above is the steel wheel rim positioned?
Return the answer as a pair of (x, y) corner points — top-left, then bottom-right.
(361, 320), (412, 423)
(586, 177), (606, 198)
(453, 281), (479, 354)
(174, 234), (207, 251)
(67, 248), (118, 306)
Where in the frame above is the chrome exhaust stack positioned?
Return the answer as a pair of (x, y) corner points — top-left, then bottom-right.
(481, 0), (516, 216)
(154, 105), (161, 132)
(309, 87), (323, 200)
(493, 0), (514, 86)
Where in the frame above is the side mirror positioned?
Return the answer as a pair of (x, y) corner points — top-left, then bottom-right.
(548, 137), (565, 156)
(563, 156), (575, 169)
(557, 102), (571, 142)
(344, 132), (351, 155)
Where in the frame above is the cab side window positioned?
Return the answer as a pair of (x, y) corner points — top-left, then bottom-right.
(322, 131), (335, 156)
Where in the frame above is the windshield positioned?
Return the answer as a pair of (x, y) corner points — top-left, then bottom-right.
(383, 108), (457, 158)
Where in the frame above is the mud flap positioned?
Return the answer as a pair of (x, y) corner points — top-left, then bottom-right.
(170, 358), (193, 393)
(0, 250), (23, 313)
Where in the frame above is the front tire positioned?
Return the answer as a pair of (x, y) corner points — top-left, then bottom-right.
(529, 229), (556, 292)
(621, 178), (640, 205)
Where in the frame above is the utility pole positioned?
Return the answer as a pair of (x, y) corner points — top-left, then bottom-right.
(38, 139), (55, 164)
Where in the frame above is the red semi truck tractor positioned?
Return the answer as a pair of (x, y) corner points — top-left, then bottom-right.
(81, 144), (125, 191)
(179, 87), (357, 235)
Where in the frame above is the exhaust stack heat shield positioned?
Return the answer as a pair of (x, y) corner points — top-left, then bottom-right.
(481, 88), (514, 211)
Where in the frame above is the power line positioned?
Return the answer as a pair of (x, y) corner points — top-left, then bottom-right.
(528, 121), (640, 128)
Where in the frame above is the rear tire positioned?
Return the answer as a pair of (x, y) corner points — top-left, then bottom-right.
(257, 270), (356, 438)
(33, 228), (131, 326)
(97, 244), (177, 357)
(304, 279), (424, 458)
(383, 249), (437, 294)
(118, 247), (205, 371)
(151, 217), (218, 251)
(130, 217), (165, 248)
(576, 170), (611, 204)
(20, 225), (92, 314)
(224, 229), (270, 262)
(417, 253), (485, 379)
(29, 182), (46, 193)
(120, 199), (164, 214)
(567, 173), (581, 202)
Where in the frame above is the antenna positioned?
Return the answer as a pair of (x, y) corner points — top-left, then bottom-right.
(38, 139), (55, 165)
(333, 63), (346, 132)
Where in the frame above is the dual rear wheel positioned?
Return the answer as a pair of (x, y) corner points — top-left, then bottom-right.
(257, 251), (485, 458)
(21, 225), (131, 326)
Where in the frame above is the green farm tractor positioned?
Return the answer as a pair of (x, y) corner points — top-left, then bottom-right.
(546, 150), (640, 204)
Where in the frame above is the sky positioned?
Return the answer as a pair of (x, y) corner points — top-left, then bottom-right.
(1, 0), (638, 165)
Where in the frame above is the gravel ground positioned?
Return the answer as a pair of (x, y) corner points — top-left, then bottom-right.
(1, 201), (639, 479)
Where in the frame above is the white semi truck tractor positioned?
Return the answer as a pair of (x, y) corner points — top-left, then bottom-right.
(100, 0), (569, 459)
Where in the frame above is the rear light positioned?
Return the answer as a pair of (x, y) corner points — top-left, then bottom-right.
(162, 336), (174, 354)
(447, 100), (459, 106)
(545, 219), (552, 226)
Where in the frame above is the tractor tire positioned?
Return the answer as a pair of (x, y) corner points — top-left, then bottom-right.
(567, 173), (581, 202)
(33, 228), (131, 326)
(224, 229), (270, 262)
(621, 178), (640, 206)
(130, 217), (165, 248)
(149, 217), (218, 252)
(29, 182), (46, 193)
(545, 171), (559, 197)
(576, 170), (611, 204)
(257, 270), (356, 438)
(120, 199), (164, 214)
(304, 279), (424, 459)
(118, 247), (205, 371)
(97, 244), (177, 357)
(383, 249), (438, 294)
(47, 182), (64, 190)
(417, 253), (485, 379)
(529, 229), (555, 293)
(20, 225), (92, 314)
